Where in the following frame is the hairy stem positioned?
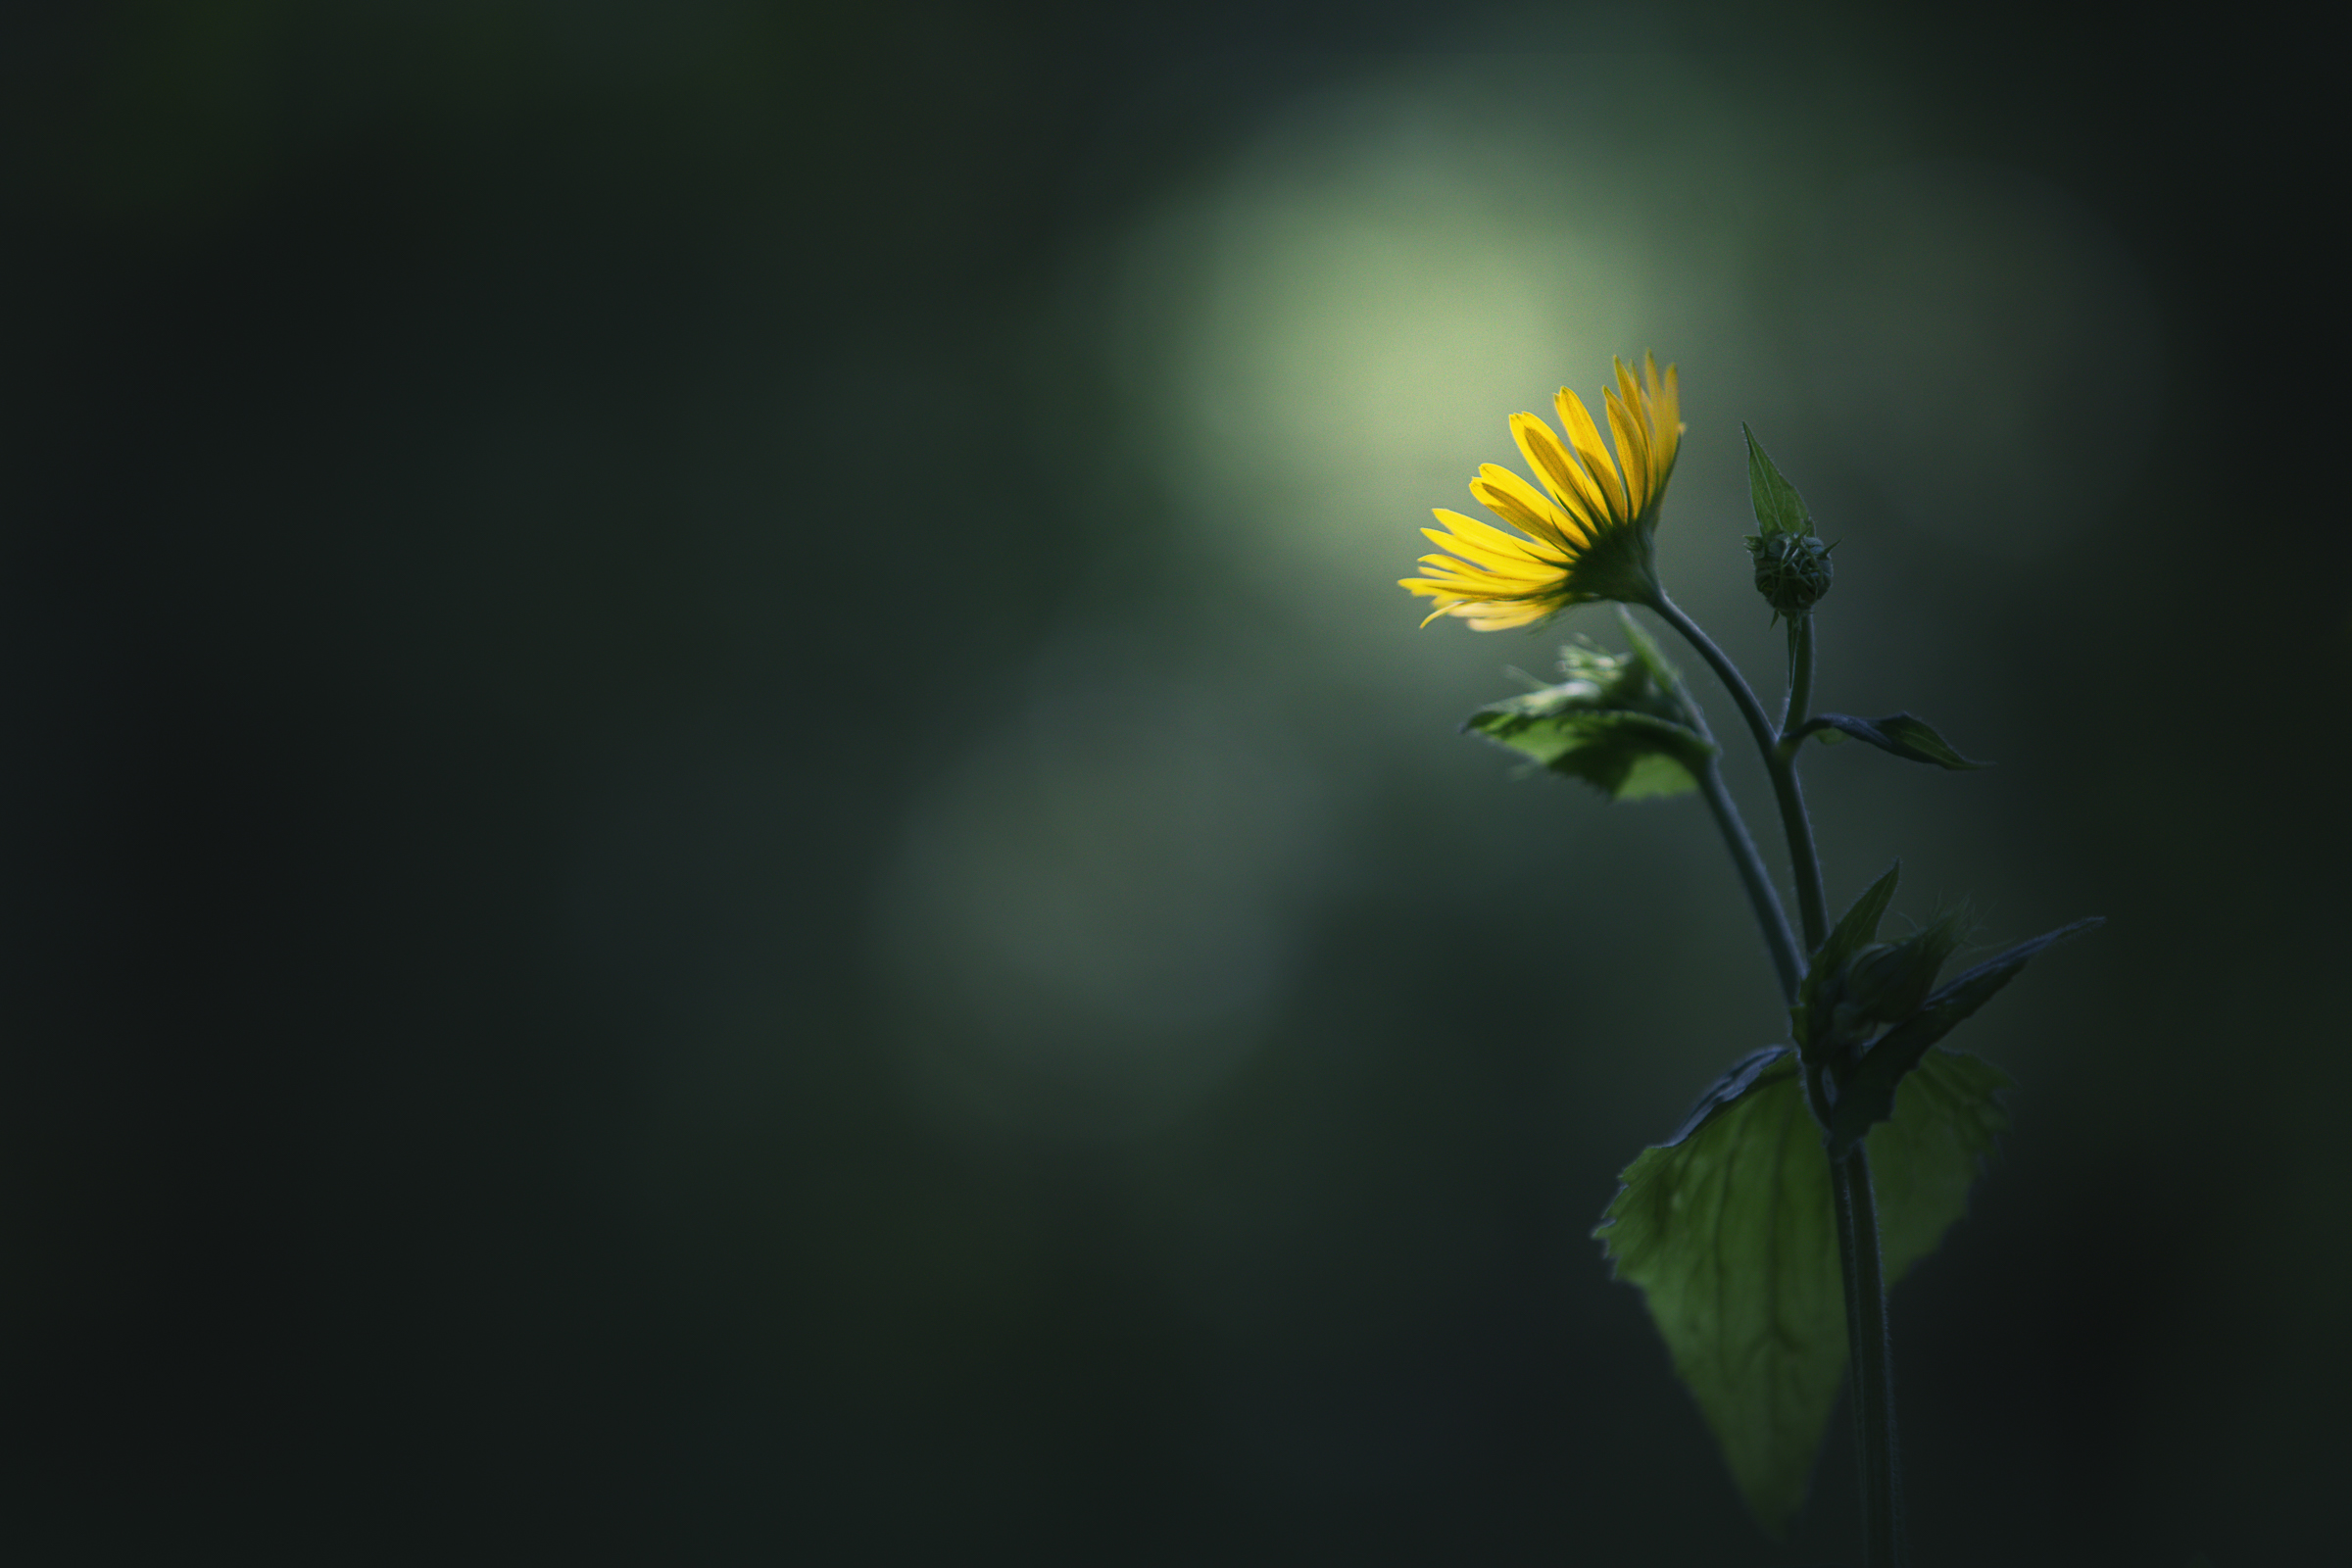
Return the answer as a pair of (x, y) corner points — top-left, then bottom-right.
(1648, 592), (1829, 950)
(1646, 592), (1780, 767)
(1786, 612), (1817, 738)
(1695, 760), (1802, 1005)
(1664, 675), (1801, 1004)
(1832, 1146), (1905, 1566)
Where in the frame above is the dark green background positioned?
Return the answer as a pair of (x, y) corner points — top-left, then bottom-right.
(3, 3), (2340, 1563)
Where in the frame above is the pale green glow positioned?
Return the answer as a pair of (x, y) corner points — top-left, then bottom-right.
(878, 63), (2166, 1140)
(1117, 91), (1662, 594)
(872, 657), (1330, 1138)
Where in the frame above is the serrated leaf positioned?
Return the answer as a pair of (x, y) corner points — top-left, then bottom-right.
(1595, 1050), (1834, 1537)
(1743, 424), (1814, 540)
(1793, 862), (1901, 1051)
(1798, 712), (1989, 769)
(1826, 917), (2102, 1155)
(1865, 1050), (2013, 1279)
(1464, 635), (1714, 801)
(1466, 708), (1709, 799)
(1594, 1047), (2007, 1537)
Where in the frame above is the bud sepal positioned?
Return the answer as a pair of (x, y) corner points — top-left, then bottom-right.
(1741, 424), (1835, 622)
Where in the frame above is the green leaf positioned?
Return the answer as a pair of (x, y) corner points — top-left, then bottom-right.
(1864, 1049), (2013, 1285)
(1595, 1047), (2009, 1537)
(1614, 606), (1683, 690)
(1595, 1050), (1834, 1537)
(1464, 636), (1715, 801)
(1796, 712), (1990, 769)
(1826, 917), (2102, 1156)
(1743, 424), (1814, 540)
(1793, 862), (1901, 1051)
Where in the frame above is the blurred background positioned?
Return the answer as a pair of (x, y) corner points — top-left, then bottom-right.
(1, 2), (2341, 1563)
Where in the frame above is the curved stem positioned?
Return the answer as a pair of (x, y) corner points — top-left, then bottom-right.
(1668, 688), (1801, 1005)
(1648, 592), (1830, 950)
(1635, 605), (1801, 1001)
(1646, 592), (1781, 765)
(1833, 1147), (1905, 1566)
(1695, 760), (1801, 1005)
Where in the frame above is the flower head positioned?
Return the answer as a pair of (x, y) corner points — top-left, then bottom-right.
(1400, 354), (1684, 630)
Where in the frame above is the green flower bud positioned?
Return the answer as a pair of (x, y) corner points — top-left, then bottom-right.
(1745, 531), (1836, 620)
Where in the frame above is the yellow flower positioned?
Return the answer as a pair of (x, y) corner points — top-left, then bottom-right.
(1401, 355), (1684, 629)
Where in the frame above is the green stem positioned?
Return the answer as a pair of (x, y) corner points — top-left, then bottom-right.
(1832, 1146), (1905, 1566)
(1695, 760), (1801, 1005)
(1776, 612), (1827, 949)
(1786, 613), (1817, 738)
(1646, 592), (1780, 770)
(1667, 682), (1802, 1005)
(1648, 592), (1830, 950)
(1774, 760), (1828, 952)
(1650, 591), (1900, 1562)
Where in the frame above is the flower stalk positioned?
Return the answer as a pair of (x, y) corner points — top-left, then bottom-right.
(1784, 612), (1817, 740)
(1654, 649), (1803, 1004)
(1645, 593), (1829, 948)
(1401, 359), (2080, 1566)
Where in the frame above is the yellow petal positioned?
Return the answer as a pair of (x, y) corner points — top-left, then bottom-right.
(1606, 386), (1652, 518)
(1650, 360), (1683, 481)
(1420, 559), (1560, 596)
(1429, 508), (1571, 565)
(1513, 414), (1610, 526)
(1400, 578), (1482, 604)
(1472, 465), (1591, 550)
(1612, 359), (1654, 457)
(1410, 563), (1498, 589)
(1413, 555), (1548, 589)
(1418, 532), (1552, 578)
(1614, 357), (1648, 429)
(1417, 568), (1559, 604)
(1551, 388), (1630, 522)
(1463, 601), (1553, 630)
(1505, 413), (1594, 519)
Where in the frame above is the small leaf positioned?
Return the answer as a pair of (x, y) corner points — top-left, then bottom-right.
(1466, 708), (1710, 799)
(1615, 606), (1684, 691)
(1464, 635), (1715, 802)
(1794, 862), (1901, 1050)
(1743, 424), (1814, 540)
(1797, 712), (1990, 769)
(1827, 917), (2102, 1155)
(1595, 1047), (2009, 1536)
